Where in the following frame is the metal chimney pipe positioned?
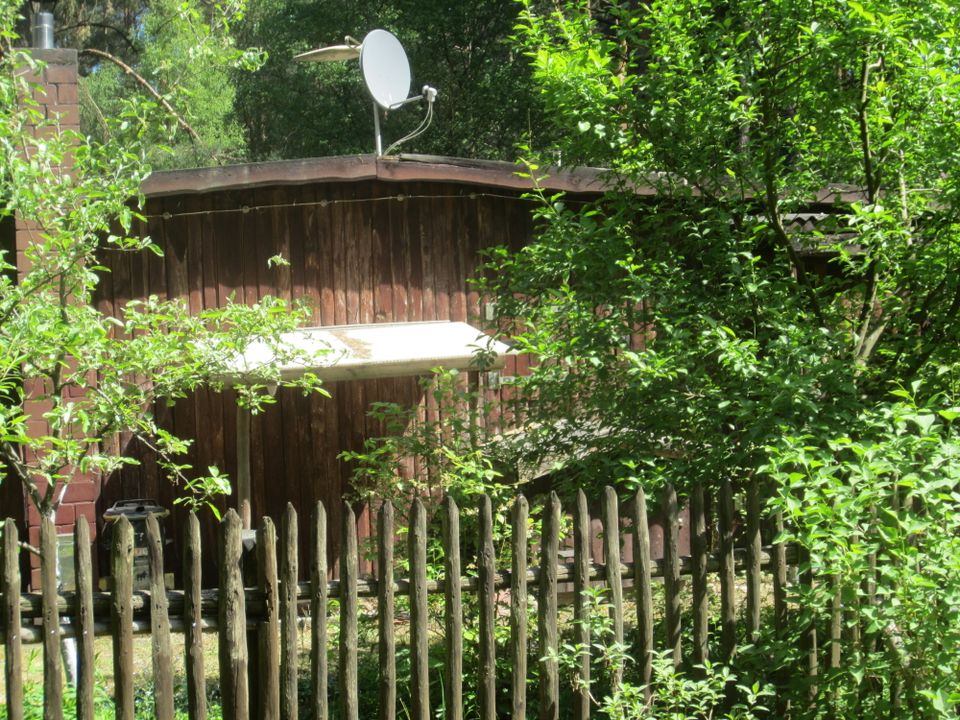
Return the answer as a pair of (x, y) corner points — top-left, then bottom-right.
(31, 10), (55, 49)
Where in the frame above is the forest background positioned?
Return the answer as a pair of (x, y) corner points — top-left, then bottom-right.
(39, 0), (551, 167)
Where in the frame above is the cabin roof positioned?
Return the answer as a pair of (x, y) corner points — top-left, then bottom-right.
(141, 153), (627, 198)
(142, 152), (868, 208)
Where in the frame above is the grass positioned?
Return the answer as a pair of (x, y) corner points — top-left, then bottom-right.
(0, 632), (226, 719)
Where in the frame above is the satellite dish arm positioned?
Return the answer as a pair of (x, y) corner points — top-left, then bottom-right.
(387, 85), (437, 111)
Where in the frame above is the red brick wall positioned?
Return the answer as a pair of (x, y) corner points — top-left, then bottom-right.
(15, 48), (97, 589)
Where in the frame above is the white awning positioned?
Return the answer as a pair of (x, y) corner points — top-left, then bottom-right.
(226, 320), (509, 383)
(230, 321), (510, 529)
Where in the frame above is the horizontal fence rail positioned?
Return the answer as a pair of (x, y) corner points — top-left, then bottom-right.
(1, 485), (804, 719)
(2, 547), (800, 642)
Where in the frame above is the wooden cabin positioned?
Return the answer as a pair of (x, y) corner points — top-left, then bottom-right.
(87, 154), (609, 582)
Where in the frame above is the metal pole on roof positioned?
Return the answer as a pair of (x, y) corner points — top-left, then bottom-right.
(373, 102), (383, 156)
(237, 407), (251, 529)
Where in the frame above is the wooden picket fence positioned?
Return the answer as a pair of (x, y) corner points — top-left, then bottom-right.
(0, 482), (797, 720)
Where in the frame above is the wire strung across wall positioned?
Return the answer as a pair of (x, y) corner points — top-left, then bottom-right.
(142, 191), (566, 222)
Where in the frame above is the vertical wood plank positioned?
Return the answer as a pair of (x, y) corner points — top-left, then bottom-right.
(443, 496), (463, 720)
(339, 502), (358, 720)
(3, 519), (23, 720)
(746, 479), (762, 644)
(311, 502), (329, 720)
(281, 504), (299, 720)
(539, 492), (560, 720)
(409, 498), (430, 720)
(147, 515), (174, 720)
(378, 501), (396, 720)
(478, 494), (496, 720)
(258, 516), (280, 720)
(690, 484), (709, 665)
(219, 509), (249, 720)
(601, 486), (624, 688)
(632, 489), (654, 700)
(40, 515), (62, 720)
(184, 512), (207, 720)
(718, 480), (737, 661)
(572, 490), (590, 720)
(112, 515), (135, 720)
(74, 517), (94, 720)
(662, 484), (681, 668)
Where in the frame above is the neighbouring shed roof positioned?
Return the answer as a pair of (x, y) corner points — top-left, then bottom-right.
(223, 320), (508, 384)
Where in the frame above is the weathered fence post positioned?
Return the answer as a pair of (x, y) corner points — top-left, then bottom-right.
(310, 502), (328, 720)
(632, 488), (654, 701)
(147, 514), (174, 720)
(184, 511), (207, 720)
(772, 511), (788, 629)
(409, 498), (430, 720)
(690, 484), (709, 665)
(510, 496), (528, 720)
(219, 509), (249, 720)
(443, 496), (463, 720)
(802, 546), (819, 707)
(539, 491), (560, 720)
(378, 501), (396, 720)
(281, 504), (299, 720)
(572, 490), (590, 720)
(73, 517), (95, 720)
(746, 479), (762, 644)
(602, 486), (625, 688)
(339, 501), (358, 720)
(3, 519), (23, 720)
(662, 484), (681, 668)
(478, 494), (496, 720)
(257, 516), (280, 720)
(111, 514), (135, 720)
(41, 515), (62, 720)
(718, 480), (737, 661)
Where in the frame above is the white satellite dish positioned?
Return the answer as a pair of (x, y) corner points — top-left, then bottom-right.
(360, 29), (412, 110)
(294, 29), (437, 156)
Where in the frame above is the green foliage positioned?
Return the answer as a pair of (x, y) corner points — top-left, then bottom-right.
(488, 0), (960, 490)
(76, 0), (260, 168)
(482, 0), (960, 715)
(343, 369), (506, 505)
(599, 655), (772, 720)
(0, 2), (327, 519)
(765, 393), (960, 717)
(553, 588), (774, 720)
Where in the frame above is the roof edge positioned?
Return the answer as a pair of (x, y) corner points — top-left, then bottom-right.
(141, 153), (623, 198)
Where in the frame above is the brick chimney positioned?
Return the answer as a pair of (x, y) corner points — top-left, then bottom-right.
(16, 48), (99, 589)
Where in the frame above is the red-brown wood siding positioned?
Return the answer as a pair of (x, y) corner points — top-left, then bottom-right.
(93, 179), (535, 583)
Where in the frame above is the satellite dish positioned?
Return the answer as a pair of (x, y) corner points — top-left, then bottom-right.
(360, 29), (411, 110)
(294, 29), (437, 156)
(294, 44), (360, 63)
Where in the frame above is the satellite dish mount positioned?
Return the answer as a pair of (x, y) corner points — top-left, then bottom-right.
(295, 29), (438, 156)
